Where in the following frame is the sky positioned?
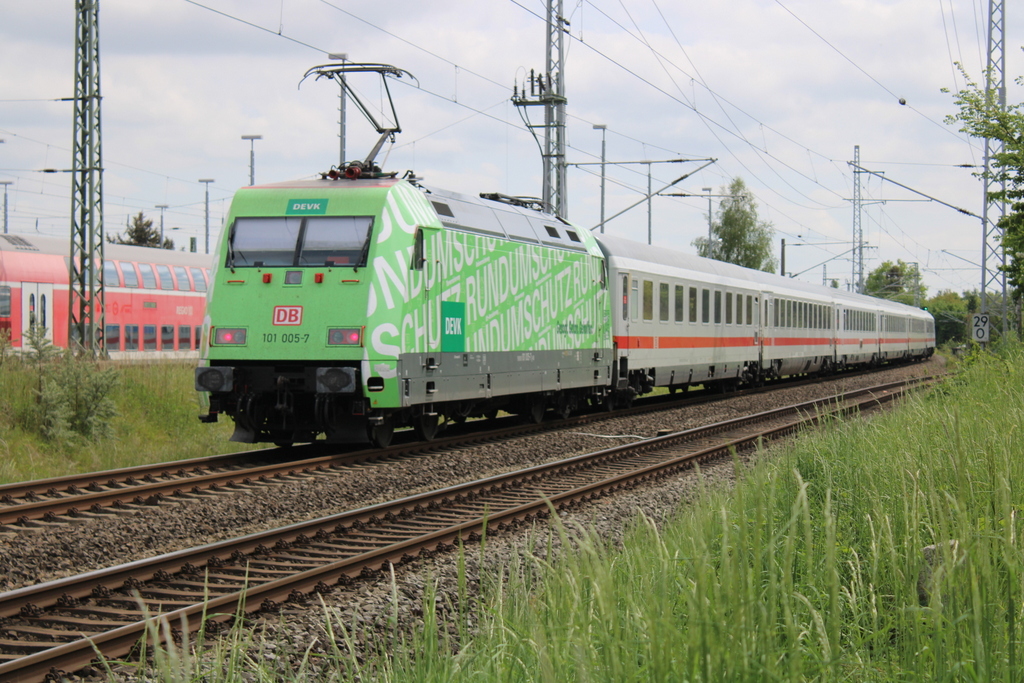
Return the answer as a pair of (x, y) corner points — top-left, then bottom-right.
(0, 0), (1019, 297)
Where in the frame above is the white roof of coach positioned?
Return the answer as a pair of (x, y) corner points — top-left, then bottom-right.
(0, 233), (212, 268)
(596, 234), (930, 319)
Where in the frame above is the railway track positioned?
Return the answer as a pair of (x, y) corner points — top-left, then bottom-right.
(0, 364), (921, 531)
(0, 377), (929, 682)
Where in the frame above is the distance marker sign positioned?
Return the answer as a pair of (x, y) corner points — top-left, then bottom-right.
(972, 314), (990, 343)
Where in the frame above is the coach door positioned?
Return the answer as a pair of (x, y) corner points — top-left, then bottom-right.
(21, 282), (54, 343)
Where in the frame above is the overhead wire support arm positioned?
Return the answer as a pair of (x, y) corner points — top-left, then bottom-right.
(847, 161), (979, 218)
(589, 158), (717, 232)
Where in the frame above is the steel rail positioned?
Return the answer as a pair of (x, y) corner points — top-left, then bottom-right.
(0, 365), (923, 527)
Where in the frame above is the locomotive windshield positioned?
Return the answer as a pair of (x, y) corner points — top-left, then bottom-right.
(228, 216), (373, 268)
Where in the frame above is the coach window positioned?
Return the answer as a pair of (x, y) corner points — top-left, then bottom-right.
(156, 265), (174, 290)
(630, 279), (639, 320)
(689, 287), (698, 323)
(124, 325), (139, 351)
(143, 325), (157, 351)
(701, 289), (710, 324)
(190, 268), (208, 293)
(138, 263), (158, 289)
(161, 325), (175, 350)
(178, 325), (191, 350)
(746, 295), (753, 326)
(642, 280), (654, 321)
(173, 266), (191, 291)
(0, 286), (9, 317)
(120, 262), (139, 288)
(659, 283), (669, 322)
(195, 326), (203, 349)
(105, 325), (120, 351)
(725, 292), (733, 325)
(674, 285), (685, 322)
(103, 261), (120, 287)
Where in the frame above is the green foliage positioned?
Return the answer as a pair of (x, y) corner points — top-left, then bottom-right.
(924, 289), (978, 345)
(0, 327), (12, 368)
(693, 177), (777, 272)
(0, 362), (250, 484)
(14, 327), (119, 443)
(864, 259), (926, 304)
(107, 210), (175, 249)
(34, 353), (119, 442)
(945, 65), (1024, 296)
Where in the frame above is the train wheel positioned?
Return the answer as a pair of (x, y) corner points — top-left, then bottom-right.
(367, 417), (395, 449)
(414, 413), (440, 441)
(555, 396), (573, 420)
(603, 394), (616, 412)
(526, 400), (546, 424)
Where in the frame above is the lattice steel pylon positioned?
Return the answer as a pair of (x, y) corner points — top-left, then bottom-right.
(981, 0), (1008, 336)
(512, 0), (568, 217)
(68, 0), (105, 355)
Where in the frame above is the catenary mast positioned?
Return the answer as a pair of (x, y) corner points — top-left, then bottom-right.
(981, 0), (1008, 336)
(68, 0), (105, 355)
(513, 0), (569, 217)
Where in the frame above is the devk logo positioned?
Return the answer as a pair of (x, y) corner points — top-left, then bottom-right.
(273, 306), (303, 326)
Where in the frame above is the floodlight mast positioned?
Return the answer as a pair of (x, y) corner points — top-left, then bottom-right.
(302, 63), (416, 176)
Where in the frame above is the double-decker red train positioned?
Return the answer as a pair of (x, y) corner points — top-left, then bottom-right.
(0, 233), (210, 358)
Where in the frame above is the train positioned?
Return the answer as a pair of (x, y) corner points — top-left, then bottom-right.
(194, 172), (934, 448)
(0, 233), (211, 359)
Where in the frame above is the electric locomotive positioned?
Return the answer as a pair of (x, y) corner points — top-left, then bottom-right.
(194, 176), (614, 447)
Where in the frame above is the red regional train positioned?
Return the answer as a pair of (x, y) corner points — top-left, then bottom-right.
(0, 233), (211, 359)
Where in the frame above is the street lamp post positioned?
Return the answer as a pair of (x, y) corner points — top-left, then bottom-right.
(199, 179), (214, 254)
(155, 204), (168, 245)
(593, 124), (606, 234)
(0, 181), (12, 235)
(702, 187), (713, 247)
(241, 135), (262, 186)
(329, 52), (348, 166)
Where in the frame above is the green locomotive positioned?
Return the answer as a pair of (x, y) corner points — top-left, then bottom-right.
(195, 176), (614, 446)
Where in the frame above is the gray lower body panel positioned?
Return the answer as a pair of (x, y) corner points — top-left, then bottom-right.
(398, 349), (613, 407)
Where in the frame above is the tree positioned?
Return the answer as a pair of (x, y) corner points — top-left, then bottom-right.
(107, 211), (174, 249)
(864, 260), (926, 305)
(924, 289), (973, 346)
(945, 65), (1024, 296)
(692, 177), (776, 273)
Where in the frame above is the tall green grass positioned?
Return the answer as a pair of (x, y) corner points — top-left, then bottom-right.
(324, 345), (1023, 682)
(0, 359), (246, 484)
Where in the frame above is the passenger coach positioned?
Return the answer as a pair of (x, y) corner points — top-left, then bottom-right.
(0, 233), (211, 358)
(601, 235), (934, 395)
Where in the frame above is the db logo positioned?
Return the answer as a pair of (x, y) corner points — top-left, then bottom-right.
(272, 306), (303, 326)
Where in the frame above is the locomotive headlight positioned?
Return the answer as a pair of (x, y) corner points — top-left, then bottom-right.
(327, 327), (362, 346)
(317, 367), (357, 393)
(213, 327), (248, 345)
(195, 367), (234, 392)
